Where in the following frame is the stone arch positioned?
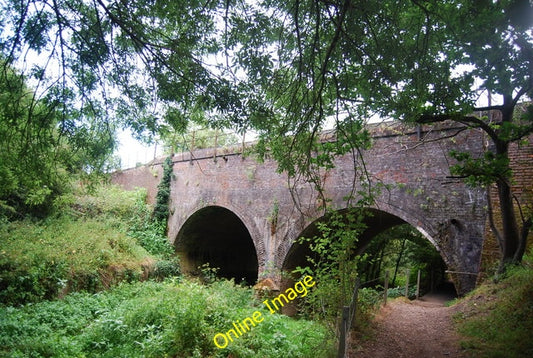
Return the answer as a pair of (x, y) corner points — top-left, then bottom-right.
(371, 201), (440, 250)
(280, 206), (449, 285)
(174, 205), (259, 284)
(366, 201), (458, 272)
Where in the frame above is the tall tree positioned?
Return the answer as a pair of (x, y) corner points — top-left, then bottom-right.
(229, 0), (533, 270)
(0, 61), (117, 217)
(2, 0), (532, 268)
(160, 126), (239, 155)
(0, 0), (242, 216)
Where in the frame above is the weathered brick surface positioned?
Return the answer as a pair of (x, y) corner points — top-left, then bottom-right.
(111, 165), (163, 203)
(112, 121), (498, 294)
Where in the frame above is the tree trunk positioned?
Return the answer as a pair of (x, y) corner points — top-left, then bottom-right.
(392, 237), (407, 286)
(514, 218), (532, 263)
(496, 101), (526, 271)
(496, 178), (521, 270)
(375, 242), (386, 281)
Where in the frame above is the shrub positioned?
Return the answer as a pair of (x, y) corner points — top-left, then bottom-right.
(0, 257), (69, 305)
(386, 285), (418, 300)
(0, 184), (181, 305)
(456, 250), (533, 357)
(294, 207), (368, 323)
(151, 258), (181, 280)
(67, 185), (148, 221)
(0, 279), (333, 357)
(127, 219), (175, 259)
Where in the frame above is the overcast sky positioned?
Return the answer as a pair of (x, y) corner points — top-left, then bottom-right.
(116, 130), (162, 169)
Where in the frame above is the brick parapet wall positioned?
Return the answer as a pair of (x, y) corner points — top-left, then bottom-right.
(111, 165), (163, 204)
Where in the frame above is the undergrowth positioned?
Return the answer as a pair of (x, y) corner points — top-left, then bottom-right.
(454, 250), (533, 358)
(0, 184), (178, 306)
(0, 183), (333, 357)
(0, 279), (333, 358)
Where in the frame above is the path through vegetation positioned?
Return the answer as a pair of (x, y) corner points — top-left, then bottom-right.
(351, 289), (466, 357)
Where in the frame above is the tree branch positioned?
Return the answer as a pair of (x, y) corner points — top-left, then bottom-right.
(512, 85), (532, 108)
(473, 105), (504, 112)
(417, 114), (500, 143)
(94, 0), (201, 89)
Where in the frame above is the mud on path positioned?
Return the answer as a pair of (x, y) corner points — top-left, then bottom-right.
(350, 292), (466, 358)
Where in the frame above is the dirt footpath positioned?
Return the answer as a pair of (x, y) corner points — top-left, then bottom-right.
(351, 293), (466, 358)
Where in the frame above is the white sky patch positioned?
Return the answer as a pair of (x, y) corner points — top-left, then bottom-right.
(116, 129), (162, 169)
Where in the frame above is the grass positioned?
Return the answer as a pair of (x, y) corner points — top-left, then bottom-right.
(0, 216), (154, 305)
(0, 185), (176, 305)
(1, 216), (151, 272)
(0, 217), (155, 305)
(454, 251), (533, 358)
(0, 279), (334, 358)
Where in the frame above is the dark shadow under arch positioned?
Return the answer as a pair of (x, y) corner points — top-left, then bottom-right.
(283, 208), (407, 273)
(282, 207), (452, 297)
(175, 206), (258, 284)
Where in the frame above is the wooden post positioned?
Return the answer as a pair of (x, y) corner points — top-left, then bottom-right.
(338, 306), (349, 358)
(383, 270), (389, 306)
(405, 269), (410, 298)
(348, 277), (360, 328)
(416, 269), (421, 300)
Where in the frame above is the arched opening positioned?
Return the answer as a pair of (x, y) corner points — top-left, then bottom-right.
(175, 206), (258, 284)
(283, 208), (406, 273)
(359, 223), (452, 298)
(282, 208), (454, 308)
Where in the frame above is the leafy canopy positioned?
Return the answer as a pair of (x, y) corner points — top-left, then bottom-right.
(234, 1), (532, 134)
(0, 62), (117, 217)
(0, 0), (247, 140)
(2, 1), (532, 222)
(3, 1), (531, 157)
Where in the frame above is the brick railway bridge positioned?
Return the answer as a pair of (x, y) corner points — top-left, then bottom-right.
(113, 122), (493, 295)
